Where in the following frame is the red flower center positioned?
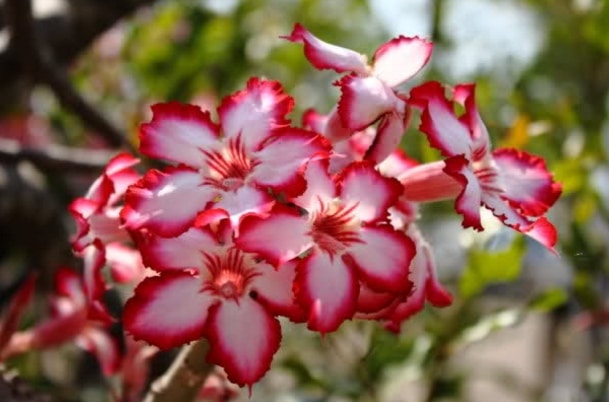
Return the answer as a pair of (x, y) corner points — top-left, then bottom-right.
(203, 136), (258, 191)
(473, 157), (502, 195)
(201, 248), (258, 300)
(310, 199), (361, 256)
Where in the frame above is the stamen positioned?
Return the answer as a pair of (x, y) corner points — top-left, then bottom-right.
(310, 199), (361, 256)
(201, 135), (259, 191)
(200, 248), (260, 299)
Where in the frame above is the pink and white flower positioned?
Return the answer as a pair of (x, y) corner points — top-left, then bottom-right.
(407, 81), (562, 251)
(345, 154), (454, 326)
(284, 24), (431, 163)
(236, 160), (415, 333)
(2, 268), (120, 376)
(121, 78), (330, 237)
(124, 221), (301, 388)
(69, 153), (144, 321)
(364, 226), (453, 332)
(0, 275), (37, 360)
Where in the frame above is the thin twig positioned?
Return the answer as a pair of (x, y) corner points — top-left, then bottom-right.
(430, 0), (446, 45)
(0, 138), (114, 173)
(2, 0), (136, 152)
(143, 340), (214, 402)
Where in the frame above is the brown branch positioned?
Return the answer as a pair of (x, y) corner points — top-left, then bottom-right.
(0, 138), (115, 173)
(2, 0), (136, 152)
(431, 0), (446, 45)
(143, 340), (214, 402)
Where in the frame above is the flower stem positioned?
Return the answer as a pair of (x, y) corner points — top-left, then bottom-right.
(143, 339), (213, 402)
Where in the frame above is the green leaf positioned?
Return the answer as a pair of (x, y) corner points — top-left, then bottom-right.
(529, 288), (568, 312)
(553, 158), (587, 195)
(459, 238), (526, 299)
(363, 329), (419, 382)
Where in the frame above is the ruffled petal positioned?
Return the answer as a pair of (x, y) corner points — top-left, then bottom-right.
(336, 75), (403, 130)
(123, 272), (215, 350)
(417, 231), (453, 308)
(483, 193), (533, 230)
(324, 107), (355, 143)
(377, 148), (419, 179)
(249, 260), (302, 321)
(383, 227), (452, 332)
(356, 283), (397, 314)
(30, 308), (88, 350)
(84, 167), (117, 206)
(345, 225), (414, 293)
(218, 78), (293, 152)
(236, 205), (311, 267)
(388, 197), (419, 230)
(70, 203), (128, 252)
(520, 217), (558, 252)
(205, 297), (281, 387)
(383, 256), (427, 331)
(453, 83), (491, 156)
(292, 160), (336, 212)
(31, 271), (89, 347)
(69, 199), (96, 252)
(82, 241), (114, 323)
(337, 161), (402, 223)
(139, 102), (219, 167)
(69, 197), (99, 223)
(122, 168), (216, 237)
(302, 108), (328, 133)
(328, 131), (366, 174)
(103, 153), (140, 188)
(77, 326), (121, 376)
(492, 148), (562, 217)
(364, 111), (408, 165)
(372, 36), (432, 87)
(443, 155), (483, 231)
(105, 243), (144, 284)
(282, 23), (368, 74)
(213, 185), (275, 232)
(483, 195), (558, 252)
(296, 252), (358, 333)
(410, 81), (472, 158)
(253, 127), (331, 196)
(54, 267), (86, 303)
(0, 274), (36, 353)
(138, 227), (217, 272)
(85, 152), (140, 205)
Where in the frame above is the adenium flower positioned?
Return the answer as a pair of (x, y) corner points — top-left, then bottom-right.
(302, 108), (378, 174)
(236, 160), (415, 333)
(406, 81), (562, 251)
(121, 77), (330, 237)
(70, 153), (140, 255)
(69, 152), (144, 321)
(2, 268), (120, 376)
(118, 337), (158, 402)
(124, 220), (301, 388)
(198, 367), (240, 402)
(284, 23), (432, 163)
(321, 148), (453, 327)
(357, 225), (453, 332)
(0, 275), (36, 359)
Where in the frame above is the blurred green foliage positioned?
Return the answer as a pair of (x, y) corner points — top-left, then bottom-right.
(459, 238), (525, 299)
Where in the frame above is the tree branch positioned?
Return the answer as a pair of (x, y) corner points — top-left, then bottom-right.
(2, 0), (137, 152)
(430, 0), (446, 45)
(0, 138), (115, 172)
(143, 340), (214, 402)
(0, 0), (158, 86)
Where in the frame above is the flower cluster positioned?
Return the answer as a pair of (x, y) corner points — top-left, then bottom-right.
(66, 24), (561, 389)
